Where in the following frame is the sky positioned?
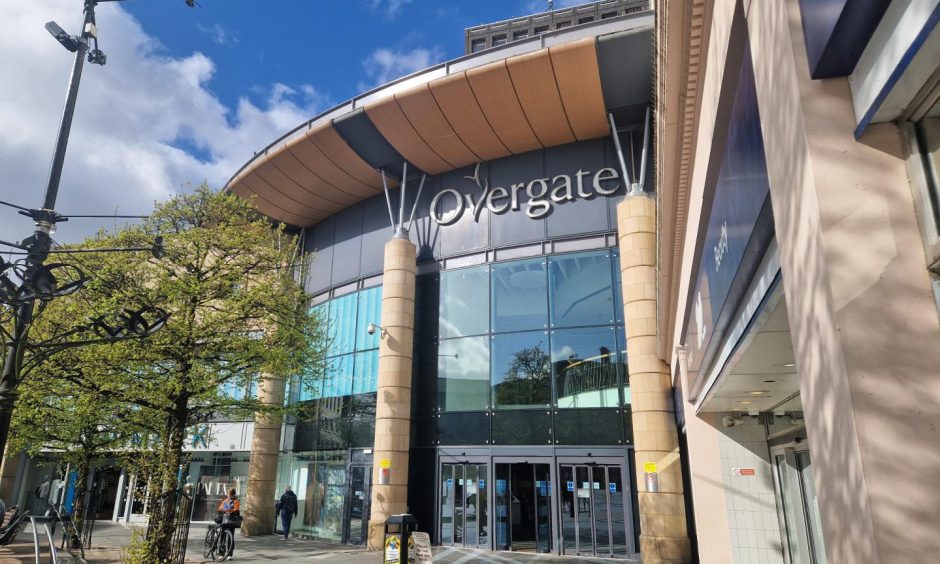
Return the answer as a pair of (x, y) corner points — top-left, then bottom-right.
(0, 0), (585, 247)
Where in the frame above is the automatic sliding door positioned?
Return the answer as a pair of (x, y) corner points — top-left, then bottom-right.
(441, 464), (455, 545)
(575, 466), (594, 555)
(560, 463), (630, 557)
(592, 466), (611, 555)
(534, 464), (552, 553)
(440, 462), (489, 549)
(608, 466), (628, 556)
(560, 465), (577, 554)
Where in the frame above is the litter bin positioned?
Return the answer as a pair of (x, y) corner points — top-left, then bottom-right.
(383, 514), (418, 564)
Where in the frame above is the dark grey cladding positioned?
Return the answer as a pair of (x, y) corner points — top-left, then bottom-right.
(303, 138), (639, 296)
(332, 109), (413, 177)
(597, 27), (653, 127)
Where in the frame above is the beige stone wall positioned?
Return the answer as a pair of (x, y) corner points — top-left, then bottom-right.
(667, 0), (940, 562)
(618, 195), (692, 564)
(242, 375), (286, 536)
(367, 237), (416, 550)
(0, 448), (22, 503)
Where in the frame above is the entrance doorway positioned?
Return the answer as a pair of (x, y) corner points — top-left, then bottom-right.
(344, 465), (372, 545)
(772, 446), (827, 564)
(493, 463), (552, 553)
(440, 463), (489, 549)
(558, 464), (630, 557)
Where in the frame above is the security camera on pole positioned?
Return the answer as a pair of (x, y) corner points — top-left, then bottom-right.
(0, 0), (197, 461)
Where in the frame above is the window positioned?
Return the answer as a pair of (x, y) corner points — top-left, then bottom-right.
(513, 30), (529, 41)
(548, 251), (616, 328)
(439, 336), (490, 411)
(352, 350), (379, 396)
(355, 286), (382, 351)
(491, 331), (551, 409)
(534, 25), (549, 34)
(491, 258), (548, 333)
(492, 34), (507, 47)
(439, 266), (490, 338)
(578, 16), (594, 24)
(470, 38), (486, 53)
(327, 292), (358, 357)
(555, 20), (572, 29)
(551, 326), (619, 408)
(601, 11), (617, 19)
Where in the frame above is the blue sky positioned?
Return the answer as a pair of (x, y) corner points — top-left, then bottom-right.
(0, 0), (581, 244)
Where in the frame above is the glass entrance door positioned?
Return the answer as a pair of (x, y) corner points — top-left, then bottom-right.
(772, 447), (827, 564)
(559, 464), (629, 557)
(345, 465), (372, 545)
(493, 463), (552, 553)
(440, 463), (489, 549)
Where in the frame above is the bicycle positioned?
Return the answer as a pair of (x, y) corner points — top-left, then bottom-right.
(203, 522), (234, 562)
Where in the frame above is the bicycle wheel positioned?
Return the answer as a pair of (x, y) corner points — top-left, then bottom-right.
(214, 529), (234, 562)
(203, 526), (218, 559)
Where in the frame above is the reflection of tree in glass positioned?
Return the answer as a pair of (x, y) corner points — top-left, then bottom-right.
(495, 344), (551, 406)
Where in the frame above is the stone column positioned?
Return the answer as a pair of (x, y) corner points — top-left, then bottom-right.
(367, 236), (417, 550)
(0, 447), (23, 503)
(617, 195), (691, 564)
(242, 374), (286, 536)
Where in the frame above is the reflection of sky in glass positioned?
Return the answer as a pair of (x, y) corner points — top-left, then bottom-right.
(439, 336), (490, 411)
(491, 258), (548, 333)
(549, 252), (615, 328)
(439, 266), (489, 338)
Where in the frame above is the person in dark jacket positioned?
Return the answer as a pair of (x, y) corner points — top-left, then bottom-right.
(276, 485), (298, 540)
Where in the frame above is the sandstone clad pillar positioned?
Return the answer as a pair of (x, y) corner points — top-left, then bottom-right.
(367, 236), (417, 550)
(617, 195), (691, 564)
(242, 374), (286, 536)
(0, 447), (23, 503)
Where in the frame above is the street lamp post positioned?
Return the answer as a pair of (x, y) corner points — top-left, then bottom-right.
(0, 0), (192, 458)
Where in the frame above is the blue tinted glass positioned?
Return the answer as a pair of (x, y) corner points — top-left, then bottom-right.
(325, 354), (354, 398)
(551, 326), (619, 408)
(247, 378), (259, 399)
(299, 362), (324, 402)
(549, 251), (616, 328)
(356, 286), (383, 351)
(611, 249), (624, 324)
(491, 331), (552, 409)
(329, 293), (359, 357)
(353, 350), (379, 395)
(439, 336), (490, 411)
(491, 258), (548, 333)
(439, 266), (490, 338)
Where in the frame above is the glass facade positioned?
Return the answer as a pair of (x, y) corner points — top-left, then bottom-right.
(430, 249), (631, 446)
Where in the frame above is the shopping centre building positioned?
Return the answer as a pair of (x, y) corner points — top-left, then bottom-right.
(227, 0), (940, 562)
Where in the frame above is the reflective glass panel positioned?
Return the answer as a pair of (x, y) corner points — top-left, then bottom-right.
(552, 326), (619, 408)
(324, 354), (353, 399)
(441, 464), (455, 544)
(352, 350), (379, 395)
(439, 266), (490, 338)
(611, 249), (624, 324)
(491, 331), (552, 409)
(491, 258), (548, 333)
(617, 326), (630, 405)
(609, 466), (628, 556)
(355, 286), (382, 351)
(554, 409), (623, 445)
(439, 337), (490, 412)
(328, 292), (359, 357)
(548, 251), (616, 328)
(437, 412), (490, 446)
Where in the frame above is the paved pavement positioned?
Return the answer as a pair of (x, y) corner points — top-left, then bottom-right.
(1, 521), (639, 563)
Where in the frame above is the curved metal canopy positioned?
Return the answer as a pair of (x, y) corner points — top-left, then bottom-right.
(225, 14), (653, 227)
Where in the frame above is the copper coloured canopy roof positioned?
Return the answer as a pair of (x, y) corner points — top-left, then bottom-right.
(225, 13), (653, 227)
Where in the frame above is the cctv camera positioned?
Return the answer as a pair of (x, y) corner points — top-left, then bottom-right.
(367, 322), (376, 336)
(722, 415), (744, 428)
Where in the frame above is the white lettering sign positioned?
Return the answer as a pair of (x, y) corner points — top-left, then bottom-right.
(429, 163), (621, 225)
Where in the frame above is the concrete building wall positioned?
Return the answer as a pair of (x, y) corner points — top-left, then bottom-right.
(670, 0), (940, 562)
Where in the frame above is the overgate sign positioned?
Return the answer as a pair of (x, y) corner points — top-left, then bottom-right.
(429, 163), (622, 225)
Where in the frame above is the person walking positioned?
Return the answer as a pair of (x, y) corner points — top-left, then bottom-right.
(276, 485), (298, 540)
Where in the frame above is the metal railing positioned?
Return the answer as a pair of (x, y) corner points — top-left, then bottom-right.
(29, 515), (59, 564)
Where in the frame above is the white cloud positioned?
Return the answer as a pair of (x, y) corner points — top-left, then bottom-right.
(366, 0), (413, 19)
(0, 1), (327, 245)
(196, 23), (238, 46)
(360, 46), (443, 89)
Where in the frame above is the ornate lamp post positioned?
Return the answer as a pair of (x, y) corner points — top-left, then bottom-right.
(0, 0), (194, 457)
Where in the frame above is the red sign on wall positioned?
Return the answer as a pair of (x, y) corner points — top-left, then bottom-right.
(740, 468), (756, 476)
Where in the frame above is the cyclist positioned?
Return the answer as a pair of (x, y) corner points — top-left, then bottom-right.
(216, 488), (240, 559)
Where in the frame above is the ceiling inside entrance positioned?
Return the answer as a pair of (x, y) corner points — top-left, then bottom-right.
(699, 298), (799, 413)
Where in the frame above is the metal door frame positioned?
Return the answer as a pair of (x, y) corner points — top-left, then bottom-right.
(437, 455), (491, 550)
(342, 464), (372, 545)
(556, 455), (636, 558)
(770, 442), (816, 564)
(491, 456), (557, 554)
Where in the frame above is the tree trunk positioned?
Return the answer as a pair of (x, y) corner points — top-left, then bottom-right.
(145, 412), (186, 563)
(70, 451), (92, 549)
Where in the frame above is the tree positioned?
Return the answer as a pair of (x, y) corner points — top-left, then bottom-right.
(494, 344), (552, 406)
(36, 186), (324, 562)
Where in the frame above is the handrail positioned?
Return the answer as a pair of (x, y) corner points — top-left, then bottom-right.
(29, 515), (59, 564)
